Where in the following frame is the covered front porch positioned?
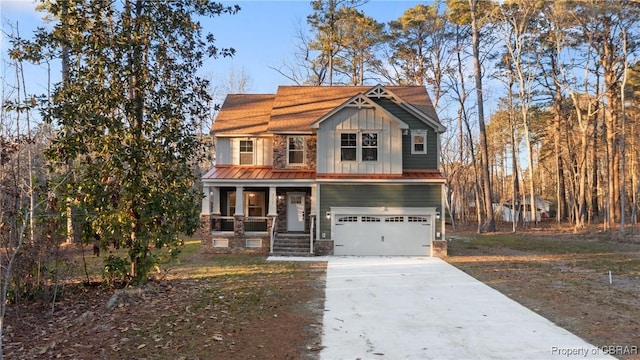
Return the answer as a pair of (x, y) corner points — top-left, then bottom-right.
(200, 183), (317, 255)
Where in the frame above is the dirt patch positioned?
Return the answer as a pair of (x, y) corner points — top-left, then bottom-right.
(3, 252), (326, 360)
(446, 223), (640, 360)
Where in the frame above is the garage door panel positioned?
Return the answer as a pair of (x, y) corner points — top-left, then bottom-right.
(333, 212), (431, 256)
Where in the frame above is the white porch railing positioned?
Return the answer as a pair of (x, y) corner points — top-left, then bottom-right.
(309, 216), (315, 254)
(270, 217), (277, 254)
(210, 215), (268, 233)
(210, 215), (234, 232)
(245, 216), (269, 232)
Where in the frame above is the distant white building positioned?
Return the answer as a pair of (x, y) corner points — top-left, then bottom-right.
(495, 195), (551, 223)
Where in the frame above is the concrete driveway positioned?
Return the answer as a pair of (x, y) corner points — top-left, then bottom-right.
(319, 257), (614, 360)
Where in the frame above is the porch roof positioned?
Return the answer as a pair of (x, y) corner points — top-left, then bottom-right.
(202, 166), (445, 182)
(202, 166), (316, 180)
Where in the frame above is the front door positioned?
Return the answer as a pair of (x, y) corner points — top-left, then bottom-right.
(287, 192), (305, 232)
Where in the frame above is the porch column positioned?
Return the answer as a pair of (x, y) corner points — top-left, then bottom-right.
(201, 185), (210, 215)
(310, 184), (317, 216)
(211, 186), (221, 215)
(234, 186), (244, 216)
(234, 186), (244, 236)
(211, 186), (221, 232)
(268, 186), (277, 216)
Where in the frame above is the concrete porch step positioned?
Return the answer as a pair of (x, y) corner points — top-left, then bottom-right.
(269, 252), (314, 257)
(272, 234), (311, 256)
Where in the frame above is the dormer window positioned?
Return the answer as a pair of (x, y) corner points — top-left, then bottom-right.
(239, 140), (254, 165)
(411, 130), (427, 154)
(288, 136), (305, 165)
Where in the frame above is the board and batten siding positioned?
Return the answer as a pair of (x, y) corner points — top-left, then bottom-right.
(215, 137), (273, 166)
(318, 183), (442, 239)
(316, 107), (403, 174)
(375, 99), (439, 170)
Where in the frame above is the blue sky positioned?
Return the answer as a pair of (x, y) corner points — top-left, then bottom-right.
(1, 0), (425, 97)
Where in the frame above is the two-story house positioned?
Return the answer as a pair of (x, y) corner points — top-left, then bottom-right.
(200, 85), (447, 256)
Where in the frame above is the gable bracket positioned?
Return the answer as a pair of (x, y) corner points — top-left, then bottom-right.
(365, 85), (398, 103)
(346, 95), (375, 109)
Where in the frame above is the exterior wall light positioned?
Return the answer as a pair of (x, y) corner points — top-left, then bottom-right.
(326, 211), (331, 219)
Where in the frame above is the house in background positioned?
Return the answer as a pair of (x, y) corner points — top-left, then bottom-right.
(497, 195), (551, 223)
(200, 85), (447, 256)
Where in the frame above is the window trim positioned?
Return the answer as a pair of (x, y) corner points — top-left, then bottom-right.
(411, 130), (427, 155)
(340, 132), (357, 162)
(361, 132), (378, 162)
(239, 139), (255, 165)
(287, 136), (306, 165)
(339, 130), (380, 163)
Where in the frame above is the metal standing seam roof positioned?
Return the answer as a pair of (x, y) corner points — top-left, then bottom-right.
(202, 166), (445, 182)
(202, 166), (316, 180)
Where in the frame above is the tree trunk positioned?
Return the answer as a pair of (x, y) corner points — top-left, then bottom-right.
(469, 0), (495, 232)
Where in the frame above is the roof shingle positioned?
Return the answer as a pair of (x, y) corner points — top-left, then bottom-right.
(211, 85), (440, 135)
(212, 94), (274, 134)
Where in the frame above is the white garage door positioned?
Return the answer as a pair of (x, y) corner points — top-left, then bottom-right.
(333, 209), (432, 256)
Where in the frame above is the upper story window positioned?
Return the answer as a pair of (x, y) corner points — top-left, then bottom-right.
(411, 130), (427, 154)
(239, 140), (254, 165)
(341, 133), (357, 161)
(288, 136), (305, 165)
(341, 132), (379, 162)
(362, 132), (378, 161)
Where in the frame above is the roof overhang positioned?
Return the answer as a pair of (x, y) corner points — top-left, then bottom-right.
(398, 101), (447, 133)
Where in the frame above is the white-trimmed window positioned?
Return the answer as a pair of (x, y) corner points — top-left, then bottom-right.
(340, 133), (357, 161)
(340, 131), (380, 162)
(361, 132), (378, 161)
(288, 136), (305, 165)
(411, 130), (427, 154)
(239, 139), (254, 165)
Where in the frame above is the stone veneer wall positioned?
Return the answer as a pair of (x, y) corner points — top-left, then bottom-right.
(199, 214), (270, 254)
(272, 135), (317, 170)
(199, 215), (211, 238)
(200, 235), (270, 254)
(314, 240), (333, 255)
(431, 240), (448, 257)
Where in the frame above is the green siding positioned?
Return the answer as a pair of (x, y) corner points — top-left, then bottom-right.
(402, 131), (438, 169)
(375, 98), (439, 170)
(319, 183), (442, 239)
